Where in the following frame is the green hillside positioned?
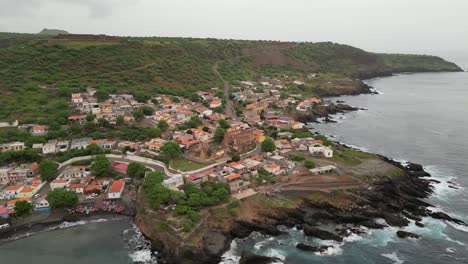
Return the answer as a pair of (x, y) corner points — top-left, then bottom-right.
(0, 34), (461, 123)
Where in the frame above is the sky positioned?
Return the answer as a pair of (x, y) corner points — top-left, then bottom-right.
(0, 0), (467, 60)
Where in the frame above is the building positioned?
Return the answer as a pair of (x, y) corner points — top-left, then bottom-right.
(0, 142), (25, 152)
(309, 165), (337, 175)
(309, 146), (334, 158)
(0, 207), (13, 219)
(162, 175), (184, 190)
(42, 140), (57, 154)
(67, 183), (85, 194)
(50, 179), (69, 189)
(107, 180), (125, 199)
(209, 100), (222, 108)
(70, 138), (91, 150)
(30, 125), (48, 136)
(34, 197), (50, 213)
(16, 187), (37, 198)
(2, 185), (23, 200)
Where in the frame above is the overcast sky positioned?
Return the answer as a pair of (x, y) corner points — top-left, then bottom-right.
(1, 0), (467, 58)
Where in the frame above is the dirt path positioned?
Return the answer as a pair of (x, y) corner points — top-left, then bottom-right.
(212, 62), (237, 120)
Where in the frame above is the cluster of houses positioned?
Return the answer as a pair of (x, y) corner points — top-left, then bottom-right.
(50, 164), (125, 200)
(69, 88), (143, 124)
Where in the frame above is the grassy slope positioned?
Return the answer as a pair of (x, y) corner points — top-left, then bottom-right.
(0, 35), (461, 122)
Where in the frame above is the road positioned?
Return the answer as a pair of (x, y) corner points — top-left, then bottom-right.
(212, 62), (237, 120)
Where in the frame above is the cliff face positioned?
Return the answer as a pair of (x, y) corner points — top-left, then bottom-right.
(136, 159), (467, 264)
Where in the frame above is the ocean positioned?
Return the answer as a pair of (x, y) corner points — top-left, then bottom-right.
(221, 71), (468, 264)
(1, 70), (467, 264)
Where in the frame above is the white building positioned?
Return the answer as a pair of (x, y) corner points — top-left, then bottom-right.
(107, 180), (125, 199)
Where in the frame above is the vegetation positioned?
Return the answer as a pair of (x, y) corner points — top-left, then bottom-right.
(14, 200), (32, 217)
(214, 128), (225, 143)
(142, 171), (184, 208)
(90, 155), (112, 177)
(261, 138), (276, 152)
(46, 188), (79, 208)
(160, 141), (182, 159)
(157, 120), (169, 131)
(127, 162), (148, 178)
(332, 147), (376, 165)
(170, 157), (208, 172)
(0, 35), (459, 122)
(304, 159), (316, 169)
(0, 150), (41, 166)
(39, 159), (59, 181)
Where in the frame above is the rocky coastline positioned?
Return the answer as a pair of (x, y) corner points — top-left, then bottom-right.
(136, 155), (467, 264)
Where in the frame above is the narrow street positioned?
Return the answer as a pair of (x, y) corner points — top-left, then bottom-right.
(212, 62), (237, 120)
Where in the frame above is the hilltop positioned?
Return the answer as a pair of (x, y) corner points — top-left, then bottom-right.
(38, 28), (70, 36)
(0, 33), (462, 122)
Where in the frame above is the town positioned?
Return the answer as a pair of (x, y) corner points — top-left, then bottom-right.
(0, 76), (360, 234)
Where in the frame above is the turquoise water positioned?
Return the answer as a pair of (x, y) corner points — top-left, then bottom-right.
(221, 71), (468, 264)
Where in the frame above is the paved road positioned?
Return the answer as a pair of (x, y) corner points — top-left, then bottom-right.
(212, 62), (237, 120)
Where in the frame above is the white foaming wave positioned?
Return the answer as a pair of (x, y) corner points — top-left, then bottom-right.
(315, 244), (343, 257)
(447, 222), (468, 233)
(219, 240), (241, 264)
(264, 248), (286, 261)
(343, 232), (365, 243)
(124, 223), (158, 264)
(446, 247), (456, 253)
(129, 249), (155, 263)
(443, 234), (467, 247)
(381, 252), (404, 264)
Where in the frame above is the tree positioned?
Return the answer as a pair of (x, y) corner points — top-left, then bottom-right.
(14, 200), (32, 217)
(202, 126), (209, 132)
(127, 162), (148, 178)
(90, 155), (111, 177)
(261, 138), (276, 153)
(47, 189), (78, 208)
(133, 110), (144, 121)
(160, 141), (182, 159)
(95, 90), (109, 102)
(157, 120), (169, 131)
(186, 116), (202, 128)
(218, 119), (230, 129)
(86, 114), (95, 122)
(86, 143), (102, 154)
(214, 128), (225, 143)
(147, 128), (162, 138)
(98, 118), (110, 127)
(231, 154), (240, 162)
(116, 116), (125, 126)
(39, 159), (59, 182)
(304, 160), (316, 169)
(142, 106), (154, 116)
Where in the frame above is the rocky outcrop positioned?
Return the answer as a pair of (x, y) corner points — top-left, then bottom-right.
(303, 225), (343, 242)
(239, 252), (280, 264)
(293, 103), (359, 123)
(396, 230), (421, 239)
(428, 211), (467, 226)
(296, 243), (333, 253)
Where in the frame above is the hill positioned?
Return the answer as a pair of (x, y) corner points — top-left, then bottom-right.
(0, 34), (462, 123)
(38, 28), (70, 36)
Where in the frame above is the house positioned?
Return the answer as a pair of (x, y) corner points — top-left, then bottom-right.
(291, 121), (305, 129)
(30, 125), (48, 136)
(107, 180), (125, 199)
(113, 163), (128, 173)
(263, 163), (282, 175)
(0, 142), (25, 152)
(2, 185), (23, 199)
(50, 179), (69, 189)
(42, 140), (57, 154)
(84, 185), (103, 194)
(309, 165), (337, 175)
(0, 167), (12, 184)
(71, 93), (84, 103)
(0, 207), (13, 219)
(0, 120), (18, 128)
(227, 174), (250, 193)
(70, 138), (91, 150)
(144, 138), (166, 152)
(67, 183), (85, 194)
(89, 139), (116, 149)
(34, 197), (50, 213)
(68, 115), (87, 124)
(16, 187), (37, 198)
(186, 169), (213, 186)
(309, 146), (334, 158)
(7, 167), (29, 181)
(209, 100), (222, 108)
(56, 140), (70, 152)
(60, 166), (88, 179)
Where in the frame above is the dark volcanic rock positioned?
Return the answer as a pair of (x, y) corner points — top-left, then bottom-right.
(296, 243), (333, 253)
(428, 211), (467, 225)
(239, 252), (280, 264)
(415, 222), (425, 228)
(396, 230), (421, 239)
(303, 225), (343, 242)
(203, 231), (230, 256)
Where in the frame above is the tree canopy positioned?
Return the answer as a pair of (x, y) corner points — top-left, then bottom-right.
(160, 141), (182, 159)
(47, 188), (79, 208)
(39, 159), (59, 182)
(90, 155), (111, 177)
(127, 162), (148, 178)
(14, 200), (32, 216)
(214, 128), (225, 143)
(261, 138), (276, 152)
